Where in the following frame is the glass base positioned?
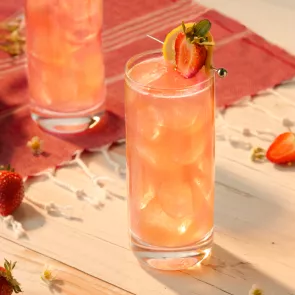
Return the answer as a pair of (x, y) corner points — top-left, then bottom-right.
(131, 229), (213, 271)
(31, 106), (105, 134)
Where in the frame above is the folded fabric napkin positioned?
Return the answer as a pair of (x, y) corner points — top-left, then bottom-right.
(0, 0), (295, 176)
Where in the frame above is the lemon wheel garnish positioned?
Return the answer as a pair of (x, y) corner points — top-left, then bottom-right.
(162, 22), (195, 62)
(162, 22), (214, 74)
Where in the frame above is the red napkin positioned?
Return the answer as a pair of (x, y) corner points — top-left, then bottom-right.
(0, 0), (295, 176)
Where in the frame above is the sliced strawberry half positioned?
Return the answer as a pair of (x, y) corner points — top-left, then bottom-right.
(266, 132), (295, 164)
(175, 32), (207, 78)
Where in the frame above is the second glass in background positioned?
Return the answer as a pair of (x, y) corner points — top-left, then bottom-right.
(25, 0), (105, 133)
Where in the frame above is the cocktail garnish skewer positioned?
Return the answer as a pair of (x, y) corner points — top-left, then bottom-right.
(146, 34), (227, 78)
(146, 34), (164, 44)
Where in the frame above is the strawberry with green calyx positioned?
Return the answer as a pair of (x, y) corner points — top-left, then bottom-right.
(0, 165), (24, 216)
(0, 259), (22, 294)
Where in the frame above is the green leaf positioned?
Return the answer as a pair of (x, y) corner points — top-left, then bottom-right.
(4, 260), (9, 271)
(194, 19), (211, 37)
(13, 284), (23, 293)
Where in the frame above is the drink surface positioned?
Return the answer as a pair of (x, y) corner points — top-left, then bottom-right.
(125, 57), (215, 248)
(25, 0), (105, 114)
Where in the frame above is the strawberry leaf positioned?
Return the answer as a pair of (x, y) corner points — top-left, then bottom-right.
(1, 259), (23, 293)
(4, 260), (9, 271)
(0, 164), (15, 172)
(194, 19), (211, 37)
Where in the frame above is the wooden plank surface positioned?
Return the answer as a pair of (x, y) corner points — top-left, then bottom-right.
(1, 0), (295, 294)
(1, 106), (295, 295)
(0, 237), (132, 295)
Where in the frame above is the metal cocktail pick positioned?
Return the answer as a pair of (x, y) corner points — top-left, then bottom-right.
(146, 34), (228, 78)
(211, 66), (228, 78)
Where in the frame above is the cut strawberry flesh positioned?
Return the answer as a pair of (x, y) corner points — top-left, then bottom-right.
(175, 32), (207, 78)
(266, 132), (295, 164)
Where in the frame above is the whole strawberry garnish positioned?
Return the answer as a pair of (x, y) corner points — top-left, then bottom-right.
(266, 132), (295, 164)
(175, 20), (214, 78)
(0, 260), (22, 294)
(0, 165), (24, 216)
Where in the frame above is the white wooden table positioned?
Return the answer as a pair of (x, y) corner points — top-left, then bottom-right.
(1, 1), (295, 294)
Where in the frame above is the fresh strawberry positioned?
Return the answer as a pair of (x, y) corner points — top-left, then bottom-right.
(175, 32), (207, 78)
(266, 132), (295, 164)
(0, 260), (22, 294)
(0, 165), (24, 216)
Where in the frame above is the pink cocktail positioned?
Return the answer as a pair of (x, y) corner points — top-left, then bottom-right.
(125, 50), (215, 270)
(25, 0), (105, 133)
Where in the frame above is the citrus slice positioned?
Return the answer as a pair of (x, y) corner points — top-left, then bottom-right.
(162, 22), (194, 62)
(162, 22), (214, 74)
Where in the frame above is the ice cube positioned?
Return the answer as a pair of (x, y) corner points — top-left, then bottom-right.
(65, 28), (98, 44)
(189, 155), (214, 205)
(155, 99), (201, 130)
(59, 0), (101, 21)
(136, 198), (199, 247)
(174, 139), (206, 165)
(158, 181), (194, 219)
(160, 127), (207, 166)
(136, 144), (158, 167)
(58, 0), (102, 44)
(178, 218), (193, 234)
(138, 66), (167, 85)
(135, 62), (168, 86)
(128, 147), (159, 213)
(136, 141), (180, 174)
(193, 177), (213, 203)
(166, 104), (198, 129)
(40, 65), (79, 108)
(140, 185), (155, 210)
(151, 82), (214, 131)
(136, 106), (163, 141)
(140, 69), (167, 85)
(27, 0), (58, 11)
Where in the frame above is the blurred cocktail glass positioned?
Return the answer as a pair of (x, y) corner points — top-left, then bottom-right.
(25, 0), (105, 133)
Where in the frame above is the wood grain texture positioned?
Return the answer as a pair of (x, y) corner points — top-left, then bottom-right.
(1, 1), (295, 294)
(1, 113), (295, 295)
(0, 237), (133, 295)
(0, 237), (132, 295)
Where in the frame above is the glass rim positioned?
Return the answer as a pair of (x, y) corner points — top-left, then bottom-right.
(125, 49), (214, 93)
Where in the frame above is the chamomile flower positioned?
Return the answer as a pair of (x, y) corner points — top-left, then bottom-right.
(27, 136), (43, 155)
(41, 264), (57, 284)
(249, 284), (264, 295)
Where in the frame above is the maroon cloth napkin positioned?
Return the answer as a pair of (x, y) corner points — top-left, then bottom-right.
(0, 1), (24, 21)
(0, 0), (295, 176)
